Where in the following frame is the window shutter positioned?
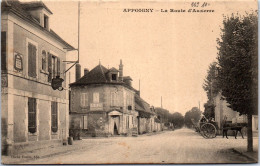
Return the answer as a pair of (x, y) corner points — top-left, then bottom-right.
(51, 101), (58, 132)
(48, 53), (52, 82)
(28, 98), (37, 133)
(28, 43), (37, 78)
(83, 116), (88, 129)
(57, 57), (60, 76)
(1, 32), (6, 71)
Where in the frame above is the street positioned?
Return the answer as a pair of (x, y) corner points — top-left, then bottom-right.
(22, 128), (256, 164)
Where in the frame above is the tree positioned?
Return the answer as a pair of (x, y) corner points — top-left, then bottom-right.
(203, 102), (215, 119)
(171, 112), (184, 129)
(217, 12), (258, 152)
(184, 107), (202, 128)
(203, 62), (220, 101)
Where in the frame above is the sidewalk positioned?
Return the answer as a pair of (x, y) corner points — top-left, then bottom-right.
(1, 140), (88, 165)
(232, 138), (258, 162)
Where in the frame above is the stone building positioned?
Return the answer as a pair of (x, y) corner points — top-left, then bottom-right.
(1, 0), (74, 155)
(69, 60), (138, 137)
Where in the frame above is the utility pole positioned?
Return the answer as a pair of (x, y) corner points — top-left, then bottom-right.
(161, 96), (163, 108)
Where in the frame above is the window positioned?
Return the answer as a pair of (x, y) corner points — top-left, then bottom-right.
(28, 98), (37, 133)
(52, 56), (56, 77)
(126, 93), (132, 108)
(112, 74), (117, 81)
(93, 92), (99, 103)
(42, 50), (47, 71)
(48, 53), (60, 82)
(111, 92), (119, 106)
(81, 93), (88, 107)
(1, 32), (6, 71)
(44, 15), (49, 29)
(127, 116), (129, 129)
(28, 43), (37, 78)
(83, 116), (88, 129)
(51, 101), (58, 133)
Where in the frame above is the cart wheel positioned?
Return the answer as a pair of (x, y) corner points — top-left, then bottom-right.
(201, 123), (216, 139)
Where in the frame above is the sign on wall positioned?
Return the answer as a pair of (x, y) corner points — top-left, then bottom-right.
(14, 52), (23, 71)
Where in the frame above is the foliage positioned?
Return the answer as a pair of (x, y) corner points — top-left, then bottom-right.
(155, 107), (170, 123)
(216, 12), (258, 116)
(184, 107), (202, 128)
(216, 11), (258, 152)
(203, 62), (220, 101)
(203, 102), (215, 119)
(170, 112), (184, 128)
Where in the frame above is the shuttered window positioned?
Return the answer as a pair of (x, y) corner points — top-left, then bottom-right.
(28, 98), (37, 133)
(51, 101), (58, 132)
(57, 57), (60, 76)
(48, 53), (61, 82)
(83, 116), (88, 129)
(48, 53), (52, 82)
(93, 92), (99, 103)
(111, 92), (119, 106)
(42, 50), (47, 71)
(1, 32), (6, 71)
(81, 93), (88, 107)
(28, 43), (37, 78)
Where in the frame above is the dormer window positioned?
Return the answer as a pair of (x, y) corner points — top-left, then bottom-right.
(44, 15), (49, 29)
(112, 74), (117, 81)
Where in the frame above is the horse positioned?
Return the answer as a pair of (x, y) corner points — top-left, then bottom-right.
(222, 116), (246, 139)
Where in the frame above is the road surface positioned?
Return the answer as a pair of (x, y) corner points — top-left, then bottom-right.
(23, 128), (256, 164)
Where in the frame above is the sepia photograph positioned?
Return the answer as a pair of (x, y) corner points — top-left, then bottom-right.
(1, 0), (258, 164)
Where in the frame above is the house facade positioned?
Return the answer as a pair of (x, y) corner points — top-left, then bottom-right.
(69, 61), (138, 137)
(214, 92), (248, 134)
(1, 0), (74, 155)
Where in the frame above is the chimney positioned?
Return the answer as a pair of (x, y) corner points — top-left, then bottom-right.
(84, 68), (89, 75)
(75, 63), (81, 81)
(119, 59), (123, 81)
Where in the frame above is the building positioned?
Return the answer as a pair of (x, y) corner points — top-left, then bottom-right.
(69, 60), (138, 137)
(135, 95), (161, 134)
(1, 0), (74, 155)
(214, 92), (249, 134)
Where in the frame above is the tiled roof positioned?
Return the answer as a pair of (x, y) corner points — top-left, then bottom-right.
(1, 0), (75, 50)
(71, 64), (109, 85)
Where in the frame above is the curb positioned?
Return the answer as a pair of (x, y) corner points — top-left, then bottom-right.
(231, 148), (258, 163)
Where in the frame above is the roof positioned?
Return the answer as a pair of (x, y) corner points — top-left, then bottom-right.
(108, 67), (119, 72)
(21, 1), (53, 14)
(123, 76), (133, 81)
(1, 0), (75, 50)
(135, 94), (155, 118)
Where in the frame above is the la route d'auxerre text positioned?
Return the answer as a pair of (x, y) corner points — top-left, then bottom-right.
(123, 8), (214, 13)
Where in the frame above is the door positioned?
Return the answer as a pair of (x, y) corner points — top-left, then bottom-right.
(112, 116), (120, 135)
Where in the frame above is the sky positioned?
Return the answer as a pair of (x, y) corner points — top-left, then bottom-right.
(43, 0), (257, 115)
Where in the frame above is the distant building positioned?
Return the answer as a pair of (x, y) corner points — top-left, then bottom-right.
(69, 60), (138, 137)
(1, 0), (74, 155)
(135, 95), (161, 134)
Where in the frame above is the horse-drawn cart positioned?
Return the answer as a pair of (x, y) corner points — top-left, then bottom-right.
(191, 117), (218, 139)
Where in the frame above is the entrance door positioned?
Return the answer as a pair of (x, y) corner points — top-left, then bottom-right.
(112, 116), (120, 135)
